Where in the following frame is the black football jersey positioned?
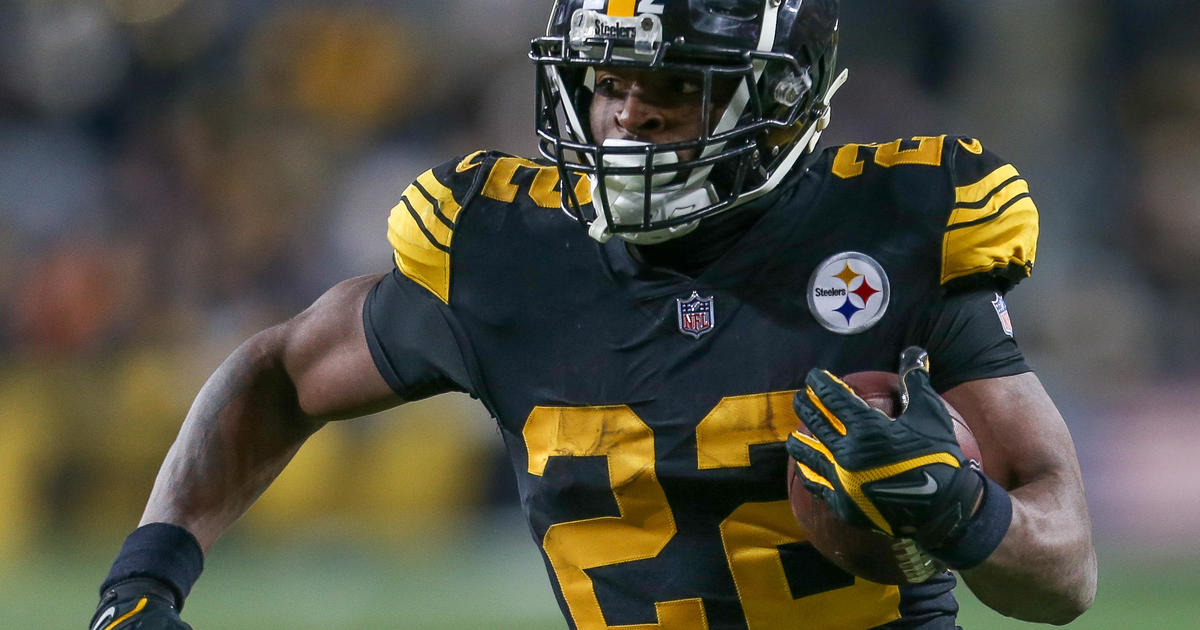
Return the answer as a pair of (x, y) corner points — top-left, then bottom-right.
(364, 136), (1038, 630)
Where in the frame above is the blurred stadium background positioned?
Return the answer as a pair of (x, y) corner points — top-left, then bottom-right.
(1, 1), (1198, 628)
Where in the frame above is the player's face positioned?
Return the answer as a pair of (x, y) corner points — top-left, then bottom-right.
(588, 67), (736, 160)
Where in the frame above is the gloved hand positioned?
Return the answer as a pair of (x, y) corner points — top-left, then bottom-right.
(786, 346), (985, 552)
(89, 577), (192, 630)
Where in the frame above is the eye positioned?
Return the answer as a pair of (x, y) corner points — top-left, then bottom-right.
(594, 74), (625, 98)
(674, 78), (702, 95)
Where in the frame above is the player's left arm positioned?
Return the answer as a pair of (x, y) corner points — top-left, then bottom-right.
(941, 372), (1096, 624)
(791, 349), (1097, 624)
(790, 137), (1095, 623)
(936, 139), (1094, 622)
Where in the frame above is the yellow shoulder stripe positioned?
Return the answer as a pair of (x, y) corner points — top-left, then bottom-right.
(941, 163), (1038, 286)
(387, 170), (465, 303)
(941, 201), (1038, 285)
(954, 164), (1019, 206)
(949, 175), (1029, 226)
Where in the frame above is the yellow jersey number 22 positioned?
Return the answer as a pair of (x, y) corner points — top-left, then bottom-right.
(523, 392), (902, 630)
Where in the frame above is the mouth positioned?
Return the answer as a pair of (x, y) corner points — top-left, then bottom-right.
(605, 135), (699, 164)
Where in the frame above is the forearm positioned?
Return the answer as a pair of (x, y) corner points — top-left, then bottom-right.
(960, 472), (1097, 624)
(94, 275), (397, 628)
(140, 326), (325, 553)
(936, 373), (1097, 624)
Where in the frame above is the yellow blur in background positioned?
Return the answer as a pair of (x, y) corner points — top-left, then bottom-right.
(2, 1), (1200, 628)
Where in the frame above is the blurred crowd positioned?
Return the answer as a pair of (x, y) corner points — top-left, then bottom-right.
(1, 1), (1197, 558)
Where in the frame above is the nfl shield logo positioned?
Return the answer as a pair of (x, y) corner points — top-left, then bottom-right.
(677, 291), (715, 339)
(992, 293), (1014, 337)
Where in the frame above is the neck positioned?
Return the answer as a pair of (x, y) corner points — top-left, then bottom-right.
(630, 202), (769, 277)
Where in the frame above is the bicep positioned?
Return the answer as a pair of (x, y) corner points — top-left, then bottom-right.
(278, 274), (402, 420)
(941, 373), (1083, 493)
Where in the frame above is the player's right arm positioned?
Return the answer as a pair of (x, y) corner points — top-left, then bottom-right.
(91, 274), (403, 629)
(93, 152), (490, 629)
(142, 273), (401, 550)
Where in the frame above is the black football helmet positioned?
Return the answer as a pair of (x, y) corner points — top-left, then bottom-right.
(531, 0), (845, 243)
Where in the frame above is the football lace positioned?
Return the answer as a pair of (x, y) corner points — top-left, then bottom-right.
(892, 538), (946, 583)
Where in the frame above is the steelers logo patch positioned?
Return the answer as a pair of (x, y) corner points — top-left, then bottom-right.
(807, 252), (891, 335)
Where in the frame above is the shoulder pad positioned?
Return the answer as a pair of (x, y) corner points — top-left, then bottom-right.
(387, 151), (490, 303)
(387, 151), (591, 303)
(940, 137), (1039, 291)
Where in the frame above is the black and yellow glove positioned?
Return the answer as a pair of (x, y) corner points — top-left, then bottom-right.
(89, 577), (192, 630)
(91, 523), (203, 630)
(786, 347), (1009, 566)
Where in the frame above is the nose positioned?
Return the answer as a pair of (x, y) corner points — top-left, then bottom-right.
(615, 85), (666, 137)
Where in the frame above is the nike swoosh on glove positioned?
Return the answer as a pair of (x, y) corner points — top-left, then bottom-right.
(785, 346), (985, 552)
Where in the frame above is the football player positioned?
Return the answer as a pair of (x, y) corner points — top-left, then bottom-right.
(90, 1), (1096, 629)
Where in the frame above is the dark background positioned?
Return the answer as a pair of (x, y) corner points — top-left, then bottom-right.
(1, 1), (1197, 627)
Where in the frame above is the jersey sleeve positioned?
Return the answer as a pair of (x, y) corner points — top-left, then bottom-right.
(363, 269), (474, 401)
(907, 287), (1030, 393)
(939, 137), (1039, 293)
(363, 151), (491, 401)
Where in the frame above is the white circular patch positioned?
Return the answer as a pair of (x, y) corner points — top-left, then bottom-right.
(807, 251), (891, 334)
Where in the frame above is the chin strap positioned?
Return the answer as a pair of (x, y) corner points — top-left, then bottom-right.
(720, 67), (849, 215)
(806, 68), (849, 154)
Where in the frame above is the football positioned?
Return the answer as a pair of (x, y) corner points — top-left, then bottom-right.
(786, 371), (982, 585)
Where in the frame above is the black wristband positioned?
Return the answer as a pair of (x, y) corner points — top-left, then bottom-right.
(101, 523), (204, 609)
(928, 472), (1013, 570)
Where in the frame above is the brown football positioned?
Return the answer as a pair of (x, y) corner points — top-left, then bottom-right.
(786, 371), (981, 585)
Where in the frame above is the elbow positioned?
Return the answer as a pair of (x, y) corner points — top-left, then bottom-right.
(1043, 589), (1094, 626)
(1048, 562), (1097, 625)
(994, 584), (1094, 626)
(1015, 551), (1098, 625)
(971, 545), (1098, 625)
